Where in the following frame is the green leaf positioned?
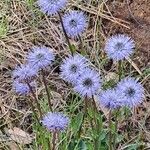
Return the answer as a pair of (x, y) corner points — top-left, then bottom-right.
(102, 79), (117, 90)
(71, 44), (76, 53)
(99, 130), (108, 141)
(71, 112), (84, 136)
(77, 140), (87, 150)
(124, 143), (139, 150)
(116, 134), (124, 143)
(0, 17), (8, 38)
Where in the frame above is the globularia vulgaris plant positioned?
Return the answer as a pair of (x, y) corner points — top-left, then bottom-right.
(12, 0), (145, 149)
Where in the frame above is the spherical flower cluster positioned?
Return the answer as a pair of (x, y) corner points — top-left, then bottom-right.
(104, 34), (135, 61)
(63, 11), (87, 38)
(12, 45), (55, 96)
(41, 112), (69, 132)
(116, 77), (144, 107)
(12, 64), (38, 82)
(74, 68), (101, 98)
(98, 89), (122, 109)
(60, 54), (88, 83)
(13, 80), (36, 95)
(60, 53), (102, 98)
(37, 0), (67, 15)
(27, 46), (55, 71)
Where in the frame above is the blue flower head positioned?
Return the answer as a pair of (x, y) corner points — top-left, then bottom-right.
(12, 64), (38, 82)
(41, 112), (69, 132)
(116, 77), (144, 107)
(63, 11), (87, 38)
(60, 54), (88, 84)
(104, 34), (135, 61)
(27, 46), (55, 71)
(74, 68), (101, 98)
(98, 89), (123, 109)
(13, 80), (36, 95)
(37, 0), (67, 15)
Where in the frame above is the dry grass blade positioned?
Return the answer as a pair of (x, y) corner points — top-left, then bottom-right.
(71, 0), (130, 29)
(127, 58), (142, 75)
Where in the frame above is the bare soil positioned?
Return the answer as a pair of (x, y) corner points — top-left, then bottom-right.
(106, 0), (150, 68)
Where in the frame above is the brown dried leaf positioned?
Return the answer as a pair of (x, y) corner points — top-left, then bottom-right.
(7, 141), (20, 150)
(8, 127), (33, 144)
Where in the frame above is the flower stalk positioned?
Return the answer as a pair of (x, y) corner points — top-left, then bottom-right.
(26, 81), (42, 118)
(58, 12), (74, 55)
(108, 110), (112, 150)
(52, 131), (57, 150)
(92, 96), (100, 150)
(113, 109), (119, 149)
(41, 70), (53, 112)
(28, 98), (40, 124)
(118, 60), (122, 81)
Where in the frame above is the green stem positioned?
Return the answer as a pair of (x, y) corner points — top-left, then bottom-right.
(47, 138), (51, 150)
(108, 110), (112, 150)
(77, 96), (88, 139)
(84, 96), (88, 116)
(124, 107), (130, 140)
(118, 60), (122, 81)
(28, 98), (40, 124)
(113, 109), (119, 149)
(92, 96), (98, 127)
(78, 35), (86, 55)
(58, 12), (74, 55)
(41, 70), (53, 112)
(52, 131), (57, 150)
(124, 106), (129, 121)
(92, 96), (100, 150)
